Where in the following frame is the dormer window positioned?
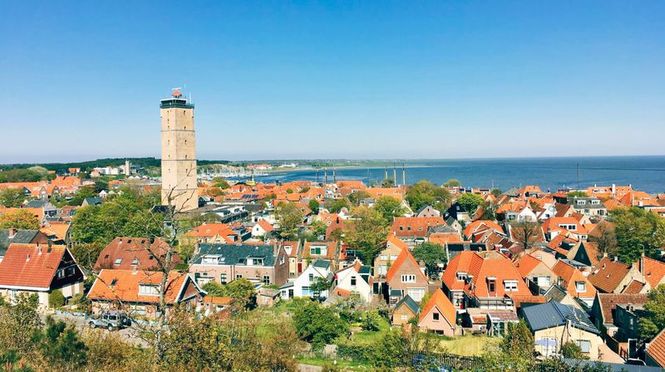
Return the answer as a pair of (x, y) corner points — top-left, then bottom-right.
(132, 258), (139, 266)
(138, 284), (159, 296)
(575, 281), (586, 293)
(456, 272), (468, 281)
(114, 258), (122, 266)
(503, 280), (518, 292)
(487, 277), (496, 293)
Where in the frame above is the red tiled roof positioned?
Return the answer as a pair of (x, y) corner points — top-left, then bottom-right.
(94, 237), (178, 271)
(646, 328), (665, 367)
(641, 256), (665, 289)
(257, 219), (274, 232)
(552, 260), (596, 299)
(391, 217), (445, 238)
(515, 254), (545, 278)
(588, 257), (631, 293)
(386, 248), (426, 283)
(88, 269), (196, 304)
(596, 293), (648, 325)
(419, 288), (456, 325)
(0, 243), (67, 290)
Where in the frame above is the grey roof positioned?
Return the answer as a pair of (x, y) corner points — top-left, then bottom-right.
(358, 265), (371, 275)
(543, 284), (568, 303)
(83, 197), (102, 206)
(312, 259), (331, 270)
(521, 301), (599, 335)
(390, 289), (403, 297)
(395, 294), (419, 314)
(428, 225), (458, 234)
(193, 243), (276, 266)
(0, 229), (40, 255)
(25, 199), (48, 208)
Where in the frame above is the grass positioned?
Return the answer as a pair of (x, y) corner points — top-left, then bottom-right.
(437, 334), (500, 357)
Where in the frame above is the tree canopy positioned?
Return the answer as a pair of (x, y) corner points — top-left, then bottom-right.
(456, 193), (485, 214)
(292, 299), (348, 348)
(275, 202), (304, 240)
(70, 187), (163, 245)
(639, 285), (665, 342)
(405, 180), (451, 212)
(612, 207), (665, 263)
(343, 206), (388, 263)
(0, 209), (39, 230)
(412, 242), (447, 278)
(0, 189), (27, 208)
(374, 196), (406, 222)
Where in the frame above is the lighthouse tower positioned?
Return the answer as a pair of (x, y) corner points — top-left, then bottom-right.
(160, 88), (198, 211)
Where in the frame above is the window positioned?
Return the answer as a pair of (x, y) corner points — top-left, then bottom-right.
(350, 276), (357, 286)
(537, 276), (551, 287)
(575, 340), (591, 353)
(503, 280), (518, 292)
(220, 273), (227, 284)
(114, 258), (122, 266)
(138, 284), (160, 296)
(401, 274), (416, 283)
(407, 288), (425, 301)
(56, 269), (65, 279)
(487, 278), (496, 293)
(262, 275), (270, 285)
(131, 258), (139, 266)
(456, 272), (468, 281)
(433, 312), (440, 321)
(401, 315), (408, 321)
(310, 246), (321, 255)
(236, 274), (243, 279)
(575, 281), (586, 293)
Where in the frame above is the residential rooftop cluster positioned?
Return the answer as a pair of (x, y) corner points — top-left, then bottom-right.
(1, 170), (665, 369)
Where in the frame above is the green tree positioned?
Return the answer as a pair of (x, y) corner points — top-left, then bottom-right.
(66, 185), (97, 206)
(612, 207), (665, 263)
(374, 196), (406, 222)
(0, 189), (27, 208)
(443, 178), (461, 187)
(308, 199), (320, 214)
(381, 178), (395, 187)
(0, 294), (40, 352)
(36, 317), (88, 370)
(325, 198), (351, 213)
(212, 177), (230, 189)
(310, 277), (332, 299)
(348, 190), (371, 206)
(456, 193), (485, 214)
(405, 180), (451, 212)
(412, 242), (447, 278)
(0, 210), (39, 230)
(48, 290), (65, 309)
(490, 188), (502, 197)
(343, 206), (388, 262)
(588, 221), (618, 258)
(560, 341), (587, 359)
(70, 188), (164, 245)
(292, 300), (348, 348)
(500, 321), (534, 361)
(639, 285), (665, 341)
(202, 279), (256, 309)
(275, 202), (304, 240)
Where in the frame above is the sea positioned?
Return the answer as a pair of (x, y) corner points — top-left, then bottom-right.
(249, 156), (665, 194)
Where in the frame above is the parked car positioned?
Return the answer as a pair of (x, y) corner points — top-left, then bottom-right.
(88, 311), (131, 330)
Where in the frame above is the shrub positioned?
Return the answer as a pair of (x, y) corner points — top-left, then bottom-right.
(48, 290), (65, 308)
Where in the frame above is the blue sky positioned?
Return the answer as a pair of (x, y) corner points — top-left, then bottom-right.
(1, 1), (664, 162)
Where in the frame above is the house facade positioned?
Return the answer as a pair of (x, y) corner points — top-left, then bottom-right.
(190, 244), (288, 287)
(0, 243), (85, 308)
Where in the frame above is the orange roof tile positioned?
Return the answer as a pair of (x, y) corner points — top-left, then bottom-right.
(0, 243), (70, 290)
(386, 248), (426, 283)
(88, 269), (196, 304)
(646, 328), (665, 367)
(641, 256), (665, 289)
(419, 288), (456, 325)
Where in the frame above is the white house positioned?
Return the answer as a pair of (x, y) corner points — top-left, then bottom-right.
(280, 259), (332, 299)
(251, 219), (274, 238)
(506, 206), (538, 223)
(333, 261), (373, 303)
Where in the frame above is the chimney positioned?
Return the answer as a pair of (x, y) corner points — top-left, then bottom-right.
(132, 265), (138, 275)
(37, 243), (42, 255)
(613, 256), (618, 262)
